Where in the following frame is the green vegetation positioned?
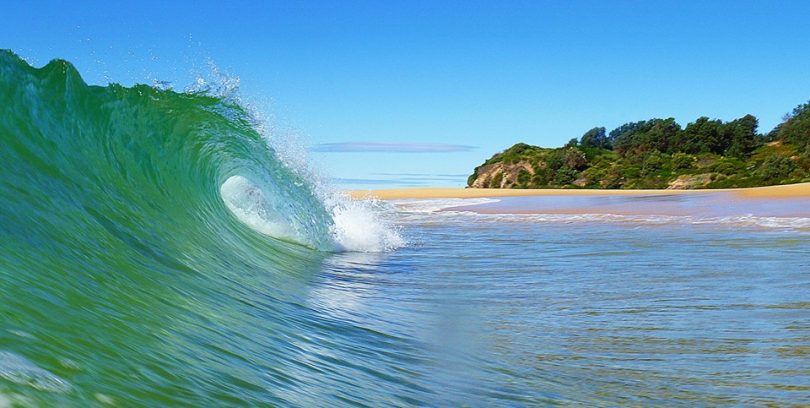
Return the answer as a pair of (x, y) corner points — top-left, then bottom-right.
(468, 101), (810, 189)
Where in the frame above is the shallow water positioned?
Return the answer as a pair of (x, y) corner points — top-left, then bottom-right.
(358, 203), (810, 406)
(5, 199), (810, 406)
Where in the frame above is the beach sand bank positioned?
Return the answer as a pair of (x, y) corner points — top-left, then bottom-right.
(349, 182), (810, 200)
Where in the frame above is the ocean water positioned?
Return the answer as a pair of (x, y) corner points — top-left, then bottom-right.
(2, 50), (810, 406)
(381, 200), (810, 406)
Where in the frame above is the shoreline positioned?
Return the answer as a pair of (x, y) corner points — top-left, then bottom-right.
(348, 182), (810, 200)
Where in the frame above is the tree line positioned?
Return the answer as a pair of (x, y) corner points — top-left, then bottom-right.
(469, 100), (810, 189)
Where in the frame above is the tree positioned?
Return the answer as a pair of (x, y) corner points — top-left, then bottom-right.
(775, 101), (810, 152)
(608, 121), (647, 149)
(610, 118), (680, 156)
(679, 116), (723, 154)
(723, 114), (760, 158)
(579, 127), (610, 149)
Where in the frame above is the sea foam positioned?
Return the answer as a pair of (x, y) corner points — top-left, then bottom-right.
(0, 351), (71, 393)
(221, 175), (405, 252)
(202, 63), (404, 253)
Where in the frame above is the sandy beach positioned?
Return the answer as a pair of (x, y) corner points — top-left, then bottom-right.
(349, 182), (810, 200)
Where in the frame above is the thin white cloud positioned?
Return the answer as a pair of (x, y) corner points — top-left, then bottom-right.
(310, 142), (477, 153)
(372, 172), (469, 178)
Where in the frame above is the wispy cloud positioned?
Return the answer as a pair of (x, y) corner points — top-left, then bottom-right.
(329, 174), (468, 188)
(372, 172), (469, 178)
(330, 178), (423, 186)
(310, 142), (477, 153)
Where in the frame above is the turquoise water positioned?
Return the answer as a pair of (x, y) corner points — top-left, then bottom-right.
(1, 51), (810, 406)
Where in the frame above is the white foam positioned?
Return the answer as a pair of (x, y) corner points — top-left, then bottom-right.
(395, 207), (810, 232)
(392, 198), (500, 213)
(221, 176), (405, 252)
(0, 351), (71, 393)
(327, 197), (405, 252)
(195, 62), (406, 253)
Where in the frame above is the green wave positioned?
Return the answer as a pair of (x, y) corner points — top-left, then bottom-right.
(0, 51), (408, 405)
(0, 49), (337, 253)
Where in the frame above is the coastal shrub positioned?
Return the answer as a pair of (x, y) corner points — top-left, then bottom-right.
(489, 172), (503, 188)
(641, 151), (664, 176)
(497, 143), (545, 164)
(530, 160), (542, 174)
(639, 175), (669, 189)
(555, 168), (577, 185)
(531, 174), (546, 186)
(562, 148), (588, 170)
(466, 99), (810, 188)
(467, 171), (479, 186)
(545, 151), (565, 172)
(599, 166), (624, 188)
(532, 166), (553, 186)
(709, 158), (746, 175)
(517, 169), (531, 186)
(622, 165), (642, 179)
(757, 156), (795, 181)
(711, 162), (737, 175)
(672, 153), (694, 170)
(799, 152), (810, 172)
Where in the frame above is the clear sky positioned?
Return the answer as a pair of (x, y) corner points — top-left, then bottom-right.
(4, 1), (810, 188)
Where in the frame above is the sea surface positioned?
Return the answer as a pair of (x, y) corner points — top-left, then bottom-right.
(2, 50), (810, 406)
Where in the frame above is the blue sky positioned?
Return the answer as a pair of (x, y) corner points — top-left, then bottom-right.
(4, 1), (810, 188)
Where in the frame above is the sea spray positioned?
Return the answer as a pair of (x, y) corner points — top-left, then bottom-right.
(190, 57), (404, 252)
(326, 197), (405, 252)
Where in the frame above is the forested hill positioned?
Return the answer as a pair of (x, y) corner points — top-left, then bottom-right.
(468, 101), (810, 189)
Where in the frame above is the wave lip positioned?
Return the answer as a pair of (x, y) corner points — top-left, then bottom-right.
(221, 176), (405, 252)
